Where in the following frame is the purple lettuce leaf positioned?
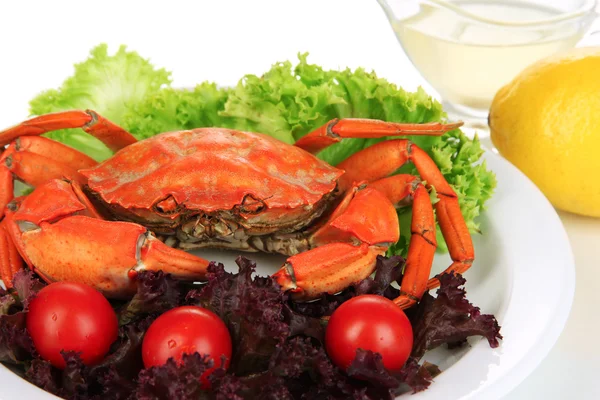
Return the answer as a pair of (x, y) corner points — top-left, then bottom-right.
(408, 272), (503, 359)
(0, 272), (43, 364)
(24, 352), (93, 400)
(0, 290), (16, 316)
(287, 291), (352, 319)
(346, 349), (401, 389)
(60, 351), (89, 399)
(133, 352), (224, 400)
(268, 337), (397, 400)
(91, 317), (152, 380)
(214, 336), (414, 400)
(353, 255), (404, 299)
(394, 357), (434, 394)
(186, 256), (322, 375)
(5, 255), (503, 400)
(23, 319), (150, 400)
(213, 373), (292, 400)
(0, 312), (36, 364)
(59, 351), (135, 400)
(347, 350), (434, 396)
(211, 374), (248, 400)
(117, 270), (184, 326)
(11, 269), (46, 310)
(95, 366), (137, 400)
(282, 304), (326, 342)
(25, 359), (60, 396)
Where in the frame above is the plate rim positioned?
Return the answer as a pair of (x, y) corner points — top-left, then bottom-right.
(476, 149), (576, 399)
(405, 147), (576, 400)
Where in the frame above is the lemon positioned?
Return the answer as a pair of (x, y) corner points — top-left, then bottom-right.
(489, 46), (600, 218)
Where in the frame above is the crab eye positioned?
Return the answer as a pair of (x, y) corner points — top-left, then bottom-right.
(240, 194), (265, 214)
(155, 196), (178, 214)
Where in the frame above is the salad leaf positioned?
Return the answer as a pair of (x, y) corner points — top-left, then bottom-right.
(122, 83), (232, 140)
(24, 321), (150, 400)
(219, 54), (496, 255)
(347, 350), (433, 395)
(92, 318), (152, 380)
(60, 351), (89, 399)
(408, 272), (503, 359)
(185, 257), (319, 375)
(25, 359), (60, 396)
(29, 44), (171, 161)
(353, 254), (404, 298)
(0, 271), (40, 364)
(2, 255), (502, 399)
(11, 269), (45, 309)
(222, 336), (431, 399)
(0, 312), (35, 364)
(134, 353), (223, 400)
(117, 270), (183, 326)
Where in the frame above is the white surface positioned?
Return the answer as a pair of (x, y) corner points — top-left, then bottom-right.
(0, 1), (598, 399)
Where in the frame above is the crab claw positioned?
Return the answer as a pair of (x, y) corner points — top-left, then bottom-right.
(7, 213), (209, 299)
(273, 242), (386, 300)
(135, 232), (211, 281)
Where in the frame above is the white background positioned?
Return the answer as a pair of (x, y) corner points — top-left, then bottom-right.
(1, 1), (599, 399)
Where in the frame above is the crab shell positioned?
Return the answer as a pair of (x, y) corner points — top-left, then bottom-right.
(80, 128), (345, 253)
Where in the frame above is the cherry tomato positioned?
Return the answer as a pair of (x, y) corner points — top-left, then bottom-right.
(26, 281), (118, 369)
(325, 295), (413, 372)
(142, 306), (232, 387)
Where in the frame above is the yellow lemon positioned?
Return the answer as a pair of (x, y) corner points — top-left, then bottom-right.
(489, 46), (600, 218)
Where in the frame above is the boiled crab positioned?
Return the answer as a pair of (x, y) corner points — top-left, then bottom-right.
(0, 110), (473, 308)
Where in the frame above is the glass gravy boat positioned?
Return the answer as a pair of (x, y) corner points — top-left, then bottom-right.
(377, 0), (599, 125)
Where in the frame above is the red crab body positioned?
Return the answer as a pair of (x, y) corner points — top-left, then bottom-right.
(82, 128), (342, 253)
(0, 110), (474, 307)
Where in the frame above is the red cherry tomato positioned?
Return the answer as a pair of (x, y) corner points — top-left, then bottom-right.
(142, 306), (232, 387)
(26, 281), (118, 369)
(325, 295), (413, 372)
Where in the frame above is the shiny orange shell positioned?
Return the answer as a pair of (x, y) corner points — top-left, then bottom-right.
(80, 128), (344, 214)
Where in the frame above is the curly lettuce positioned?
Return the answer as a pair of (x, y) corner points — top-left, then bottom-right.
(28, 45), (496, 256)
(210, 54), (497, 254)
(122, 83), (232, 140)
(9, 256), (501, 399)
(29, 44), (171, 161)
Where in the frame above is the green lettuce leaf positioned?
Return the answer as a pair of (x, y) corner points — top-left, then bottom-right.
(215, 53), (497, 255)
(29, 44), (171, 161)
(122, 83), (232, 139)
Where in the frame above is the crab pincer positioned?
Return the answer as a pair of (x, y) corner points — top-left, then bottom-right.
(2, 180), (209, 297)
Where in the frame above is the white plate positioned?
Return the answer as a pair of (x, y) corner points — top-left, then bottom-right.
(0, 148), (575, 400)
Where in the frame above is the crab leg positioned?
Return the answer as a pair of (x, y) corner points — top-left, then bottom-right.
(10, 136), (98, 170)
(337, 139), (474, 291)
(369, 175), (437, 309)
(0, 165), (11, 220)
(294, 118), (462, 154)
(0, 110), (137, 151)
(2, 145), (88, 186)
(0, 219), (22, 289)
(0, 137), (99, 218)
